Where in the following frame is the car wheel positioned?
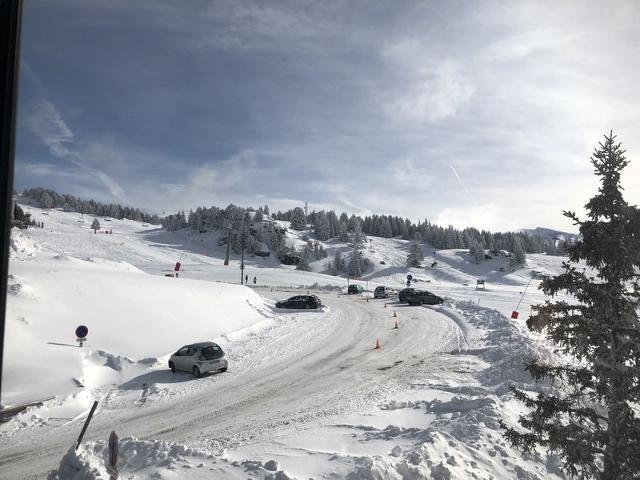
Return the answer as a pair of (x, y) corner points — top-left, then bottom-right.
(169, 361), (175, 373)
(192, 366), (201, 378)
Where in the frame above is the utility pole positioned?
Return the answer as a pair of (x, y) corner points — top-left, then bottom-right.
(240, 212), (246, 285)
(223, 218), (231, 266)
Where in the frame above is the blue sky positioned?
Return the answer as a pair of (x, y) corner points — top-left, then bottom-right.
(14, 0), (640, 231)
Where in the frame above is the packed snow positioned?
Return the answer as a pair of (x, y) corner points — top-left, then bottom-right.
(0, 206), (573, 479)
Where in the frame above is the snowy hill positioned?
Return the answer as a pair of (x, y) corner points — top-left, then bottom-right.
(3, 226), (272, 411)
(521, 226), (579, 242)
(1, 205), (575, 480)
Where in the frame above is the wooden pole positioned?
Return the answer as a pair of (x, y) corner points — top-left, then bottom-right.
(75, 401), (98, 450)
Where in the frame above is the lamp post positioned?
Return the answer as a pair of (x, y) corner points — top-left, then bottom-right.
(240, 212), (246, 285)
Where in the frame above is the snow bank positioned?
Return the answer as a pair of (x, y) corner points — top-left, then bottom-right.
(48, 437), (214, 480)
(49, 437), (300, 480)
(9, 227), (39, 260)
(334, 300), (564, 480)
(3, 250), (272, 406)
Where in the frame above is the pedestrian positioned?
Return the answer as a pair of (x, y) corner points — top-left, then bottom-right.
(253, 276), (257, 284)
(245, 274), (248, 284)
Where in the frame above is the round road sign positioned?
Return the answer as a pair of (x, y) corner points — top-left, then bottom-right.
(407, 274), (413, 281)
(76, 325), (88, 339)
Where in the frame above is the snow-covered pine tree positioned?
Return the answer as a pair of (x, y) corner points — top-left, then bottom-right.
(351, 223), (365, 249)
(503, 132), (640, 479)
(510, 238), (526, 267)
(296, 251), (311, 271)
(347, 248), (364, 277)
(406, 239), (424, 267)
(333, 251), (345, 273)
(313, 211), (331, 240)
(379, 218), (392, 238)
(91, 218), (100, 232)
(40, 192), (53, 209)
(338, 221), (350, 242)
(289, 207), (306, 230)
(469, 241), (484, 264)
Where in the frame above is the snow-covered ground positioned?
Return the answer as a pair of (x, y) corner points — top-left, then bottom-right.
(0, 206), (570, 479)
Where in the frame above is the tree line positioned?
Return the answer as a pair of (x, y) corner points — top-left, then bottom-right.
(273, 207), (567, 256)
(22, 188), (161, 225)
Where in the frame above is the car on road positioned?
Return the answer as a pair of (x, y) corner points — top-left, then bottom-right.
(406, 290), (444, 306)
(373, 286), (396, 298)
(169, 342), (228, 378)
(276, 295), (322, 309)
(398, 287), (417, 302)
(347, 284), (365, 294)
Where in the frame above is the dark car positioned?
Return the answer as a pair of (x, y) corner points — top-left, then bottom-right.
(276, 295), (322, 309)
(406, 290), (444, 306)
(398, 288), (417, 303)
(347, 284), (364, 294)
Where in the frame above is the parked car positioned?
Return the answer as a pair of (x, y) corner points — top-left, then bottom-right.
(374, 286), (396, 298)
(406, 290), (444, 306)
(169, 342), (228, 378)
(347, 284), (364, 294)
(276, 295), (322, 309)
(398, 287), (417, 302)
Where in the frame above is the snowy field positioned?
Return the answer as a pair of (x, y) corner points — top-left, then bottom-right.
(0, 206), (571, 479)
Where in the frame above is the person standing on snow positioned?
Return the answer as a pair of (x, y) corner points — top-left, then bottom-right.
(253, 276), (257, 284)
(245, 274), (248, 284)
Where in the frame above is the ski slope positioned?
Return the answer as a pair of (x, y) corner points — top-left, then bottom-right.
(0, 207), (570, 479)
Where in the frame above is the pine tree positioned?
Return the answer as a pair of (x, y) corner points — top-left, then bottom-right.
(503, 132), (640, 479)
(347, 248), (364, 277)
(469, 241), (484, 264)
(333, 251), (345, 273)
(91, 218), (100, 232)
(40, 192), (53, 209)
(296, 251), (311, 271)
(351, 223), (365, 249)
(511, 239), (526, 267)
(290, 207), (306, 230)
(406, 239), (424, 267)
(338, 221), (350, 242)
(313, 211), (331, 240)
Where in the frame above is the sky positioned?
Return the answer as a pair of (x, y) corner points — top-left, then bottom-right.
(13, 0), (640, 232)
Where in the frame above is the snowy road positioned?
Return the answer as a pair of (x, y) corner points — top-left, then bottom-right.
(0, 291), (461, 479)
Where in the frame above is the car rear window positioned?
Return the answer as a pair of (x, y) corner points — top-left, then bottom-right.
(202, 345), (223, 360)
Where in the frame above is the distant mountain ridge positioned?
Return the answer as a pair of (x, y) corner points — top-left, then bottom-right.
(521, 227), (579, 242)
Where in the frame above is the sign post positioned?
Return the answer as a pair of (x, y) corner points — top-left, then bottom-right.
(107, 431), (119, 480)
(75, 400), (98, 450)
(76, 325), (88, 347)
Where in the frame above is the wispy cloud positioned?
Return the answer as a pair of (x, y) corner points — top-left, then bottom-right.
(21, 67), (127, 201)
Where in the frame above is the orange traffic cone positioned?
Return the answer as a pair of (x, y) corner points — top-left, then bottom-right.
(375, 338), (381, 349)
(393, 320), (399, 329)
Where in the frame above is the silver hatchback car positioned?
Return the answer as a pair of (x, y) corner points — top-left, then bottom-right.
(168, 342), (228, 378)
